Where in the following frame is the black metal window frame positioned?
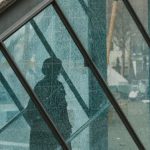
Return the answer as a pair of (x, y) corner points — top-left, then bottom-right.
(52, 1), (145, 149)
(0, 0), (149, 149)
(1, 0), (90, 118)
(0, 41), (70, 150)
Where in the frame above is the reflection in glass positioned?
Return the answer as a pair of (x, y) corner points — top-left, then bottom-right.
(0, 109), (63, 150)
(107, 0), (150, 149)
(0, 52), (62, 149)
(0, 53), (23, 129)
(25, 57), (72, 149)
(4, 6), (90, 145)
(56, 0), (106, 78)
(56, 103), (137, 150)
(0, 2), (142, 150)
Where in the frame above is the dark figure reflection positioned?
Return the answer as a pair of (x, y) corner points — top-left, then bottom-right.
(25, 58), (72, 150)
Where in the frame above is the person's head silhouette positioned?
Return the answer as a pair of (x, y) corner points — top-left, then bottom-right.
(42, 57), (62, 78)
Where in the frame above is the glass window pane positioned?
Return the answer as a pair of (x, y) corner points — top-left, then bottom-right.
(0, 52), (62, 149)
(68, 106), (138, 150)
(57, 0), (89, 49)
(56, 0), (107, 78)
(57, 0), (150, 148)
(2, 4), (139, 149)
(107, 0), (150, 149)
(4, 7), (90, 146)
(0, 52), (26, 127)
(0, 110), (62, 150)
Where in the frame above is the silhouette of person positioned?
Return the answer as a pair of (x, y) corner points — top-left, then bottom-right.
(25, 58), (72, 150)
(115, 57), (121, 74)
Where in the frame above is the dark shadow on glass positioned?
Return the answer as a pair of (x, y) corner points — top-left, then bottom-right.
(25, 57), (72, 150)
(30, 19), (90, 117)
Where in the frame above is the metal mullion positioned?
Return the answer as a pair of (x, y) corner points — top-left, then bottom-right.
(52, 1), (145, 149)
(56, 103), (110, 150)
(0, 0), (54, 41)
(121, 0), (150, 48)
(30, 19), (90, 117)
(0, 10), (90, 135)
(0, 42), (69, 150)
(80, 0), (150, 60)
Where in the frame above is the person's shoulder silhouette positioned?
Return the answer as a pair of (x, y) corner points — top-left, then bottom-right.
(34, 57), (63, 96)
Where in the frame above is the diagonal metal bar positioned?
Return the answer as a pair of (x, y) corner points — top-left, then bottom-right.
(78, 0), (150, 65)
(79, 0), (150, 55)
(0, 42), (69, 150)
(52, 1), (145, 149)
(66, 103), (110, 143)
(0, 103), (110, 142)
(0, 0), (54, 41)
(0, 71), (25, 133)
(0, 72), (24, 111)
(0, 0), (89, 136)
(0, 103), (109, 150)
(1, 38), (36, 131)
(57, 103), (110, 150)
(30, 19), (90, 117)
(121, 0), (150, 48)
